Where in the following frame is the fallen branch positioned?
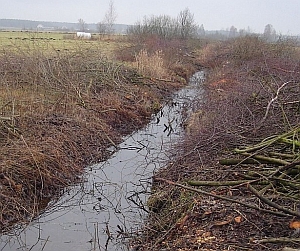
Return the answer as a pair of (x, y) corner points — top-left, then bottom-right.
(247, 184), (300, 217)
(280, 138), (300, 148)
(254, 237), (300, 244)
(282, 248), (300, 251)
(234, 127), (300, 153)
(154, 177), (290, 217)
(239, 153), (291, 166)
(187, 179), (269, 187)
(219, 158), (269, 165)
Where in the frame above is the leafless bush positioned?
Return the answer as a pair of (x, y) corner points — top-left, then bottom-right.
(127, 8), (198, 41)
(187, 36), (300, 155)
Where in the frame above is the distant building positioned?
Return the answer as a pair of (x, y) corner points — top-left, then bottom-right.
(36, 24), (55, 31)
(37, 24), (44, 30)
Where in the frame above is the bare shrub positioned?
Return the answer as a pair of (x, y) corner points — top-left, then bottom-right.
(192, 37), (300, 148)
(127, 9), (198, 41)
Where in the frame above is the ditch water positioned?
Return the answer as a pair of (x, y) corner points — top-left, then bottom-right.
(0, 71), (205, 251)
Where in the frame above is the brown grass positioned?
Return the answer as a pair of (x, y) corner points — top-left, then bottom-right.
(135, 49), (168, 79)
(115, 35), (198, 81)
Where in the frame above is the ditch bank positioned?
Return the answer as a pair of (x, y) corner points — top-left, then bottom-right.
(0, 69), (205, 251)
(132, 37), (300, 251)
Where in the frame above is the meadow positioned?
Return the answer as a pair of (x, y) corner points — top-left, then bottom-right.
(0, 30), (128, 56)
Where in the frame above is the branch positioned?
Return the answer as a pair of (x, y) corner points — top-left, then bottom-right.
(234, 126), (300, 153)
(154, 177), (290, 217)
(247, 184), (300, 217)
(187, 179), (269, 187)
(260, 81), (290, 125)
(254, 237), (300, 244)
(219, 158), (268, 165)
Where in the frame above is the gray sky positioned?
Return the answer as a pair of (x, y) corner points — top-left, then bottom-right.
(1, 0), (299, 35)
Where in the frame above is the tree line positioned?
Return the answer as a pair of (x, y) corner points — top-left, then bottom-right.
(127, 8), (198, 40)
(77, 1), (283, 43)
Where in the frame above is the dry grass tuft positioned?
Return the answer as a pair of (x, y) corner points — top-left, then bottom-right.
(135, 49), (168, 79)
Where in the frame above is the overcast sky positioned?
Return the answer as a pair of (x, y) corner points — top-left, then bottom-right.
(1, 0), (299, 35)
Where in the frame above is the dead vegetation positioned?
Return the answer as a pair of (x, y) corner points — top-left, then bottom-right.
(0, 36), (195, 233)
(133, 36), (300, 250)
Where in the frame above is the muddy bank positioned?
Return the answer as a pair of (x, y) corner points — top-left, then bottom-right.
(133, 37), (300, 250)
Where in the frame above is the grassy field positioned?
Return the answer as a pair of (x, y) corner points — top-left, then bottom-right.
(0, 31), (126, 57)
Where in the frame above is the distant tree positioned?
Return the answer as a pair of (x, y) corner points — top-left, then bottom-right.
(97, 0), (117, 36)
(239, 29), (246, 37)
(263, 24), (276, 42)
(177, 8), (198, 39)
(78, 18), (87, 32)
(78, 19), (86, 32)
(97, 21), (107, 35)
(229, 25), (237, 38)
(198, 24), (205, 37)
(246, 26), (252, 34)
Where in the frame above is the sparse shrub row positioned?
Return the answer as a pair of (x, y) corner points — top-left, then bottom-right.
(127, 8), (198, 41)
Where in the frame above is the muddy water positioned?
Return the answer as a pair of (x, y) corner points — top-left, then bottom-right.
(0, 71), (205, 251)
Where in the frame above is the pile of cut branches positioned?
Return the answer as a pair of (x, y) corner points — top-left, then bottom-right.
(189, 125), (300, 217)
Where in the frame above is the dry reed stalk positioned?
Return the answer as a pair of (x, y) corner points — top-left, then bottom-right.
(135, 49), (168, 79)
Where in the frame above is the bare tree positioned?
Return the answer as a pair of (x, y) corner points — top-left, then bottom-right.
(198, 24), (205, 37)
(78, 18), (87, 32)
(263, 24), (277, 42)
(97, 21), (107, 35)
(177, 8), (197, 39)
(229, 25), (237, 38)
(104, 0), (117, 35)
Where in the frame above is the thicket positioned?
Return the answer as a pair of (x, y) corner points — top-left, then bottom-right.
(127, 8), (198, 41)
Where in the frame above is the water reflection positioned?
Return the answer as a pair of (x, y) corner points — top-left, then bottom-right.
(0, 71), (205, 251)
